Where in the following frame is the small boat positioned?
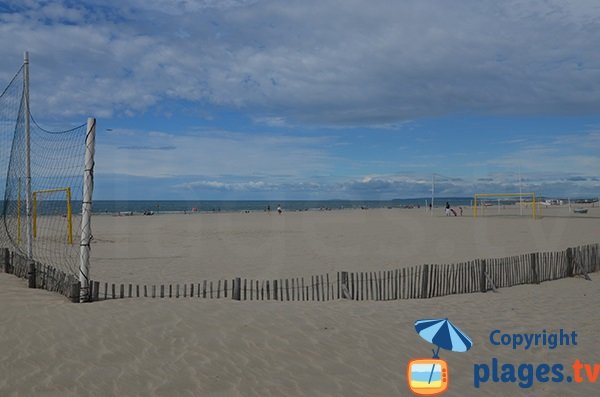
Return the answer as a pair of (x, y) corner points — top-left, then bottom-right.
(573, 208), (588, 214)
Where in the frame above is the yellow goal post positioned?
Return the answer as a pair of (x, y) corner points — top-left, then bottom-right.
(32, 187), (73, 244)
(473, 192), (538, 219)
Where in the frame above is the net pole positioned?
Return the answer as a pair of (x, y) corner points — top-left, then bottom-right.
(79, 117), (96, 301)
(431, 174), (434, 216)
(519, 167), (523, 216)
(24, 51), (33, 259)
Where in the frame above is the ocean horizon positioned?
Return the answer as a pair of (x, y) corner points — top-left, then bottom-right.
(90, 198), (472, 214)
(2, 197), (597, 216)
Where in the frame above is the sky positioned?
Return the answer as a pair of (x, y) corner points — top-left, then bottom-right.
(1, 0), (600, 200)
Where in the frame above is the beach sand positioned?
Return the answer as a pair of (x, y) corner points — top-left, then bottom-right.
(90, 207), (600, 283)
(1, 207), (599, 396)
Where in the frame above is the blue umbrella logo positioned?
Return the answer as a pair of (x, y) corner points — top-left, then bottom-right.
(414, 318), (472, 384)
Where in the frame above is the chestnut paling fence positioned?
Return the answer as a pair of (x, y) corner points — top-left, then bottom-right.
(1, 243), (598, 303)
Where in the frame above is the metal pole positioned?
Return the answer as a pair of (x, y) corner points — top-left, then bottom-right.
(518, 167), (523, 216)
(24, 51), (33, 259)
(431, 174), (435, 216)
(79, 118), (96, 301)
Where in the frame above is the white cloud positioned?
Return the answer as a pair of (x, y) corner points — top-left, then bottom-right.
(2, 1), (600, 125)
(166, 171), (600, 199)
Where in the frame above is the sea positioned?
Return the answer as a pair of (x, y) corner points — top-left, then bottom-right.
(89, 198), (475, 215)
(3, 197), (594, 216)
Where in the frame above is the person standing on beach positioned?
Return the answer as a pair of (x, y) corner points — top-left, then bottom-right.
(445, 201), (451, 216)
(277, 204), (282, 214)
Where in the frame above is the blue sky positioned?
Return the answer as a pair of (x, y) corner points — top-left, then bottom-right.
(1, 0), (600, 199)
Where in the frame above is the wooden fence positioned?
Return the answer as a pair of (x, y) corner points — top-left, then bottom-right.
(1, 248), (80, 301)
(2, 244), (598, 303)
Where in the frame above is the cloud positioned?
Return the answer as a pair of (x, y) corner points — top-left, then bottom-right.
(95, 128), (336, 178)
(2, 1), (600, 125)
(165, 171), (600, 200)
(487, 130), (600, 175)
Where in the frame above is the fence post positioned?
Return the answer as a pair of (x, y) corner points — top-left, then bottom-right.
(2, 248), (10, 273)
(421, 264), (429, 298)
(93, 281), (100, 301)
(566, 248), (574, 277)
(479, 259), (487, 293)
(27, 261), (36, 288)
(233, 277), (241, 300)
(531, 253), (539, 284)
(70, 279), (81, 303)
(341, 272), (350, 299)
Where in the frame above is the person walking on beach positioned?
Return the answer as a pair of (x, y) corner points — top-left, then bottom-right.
(445, 201), (451, 216)
(277, 204), (282, 214)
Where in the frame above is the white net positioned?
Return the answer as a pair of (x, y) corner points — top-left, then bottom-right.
(1, 63), (88, 277)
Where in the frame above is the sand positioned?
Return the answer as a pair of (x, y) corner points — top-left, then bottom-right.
(1, 207), (599, 396)
(90, 207), (600, 283)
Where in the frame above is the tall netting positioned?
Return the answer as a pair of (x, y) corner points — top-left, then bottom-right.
(1, 65), (88, 277)
(0, 67), (24, 250)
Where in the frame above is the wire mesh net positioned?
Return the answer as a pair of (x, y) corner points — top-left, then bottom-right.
(1, 64), (88, 277)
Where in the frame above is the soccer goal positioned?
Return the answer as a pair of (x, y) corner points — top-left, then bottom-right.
(32, 187), (73, 245)
(473, 193), (539, 219)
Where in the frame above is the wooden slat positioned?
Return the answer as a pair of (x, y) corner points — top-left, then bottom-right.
(320, 275), (324, 301)
(94, 281), (100, 301)
(407, 267), (412, 298)
(264, 280), (269, 300)
(401, 268), (405, 299)
(286, 279), (290, 301)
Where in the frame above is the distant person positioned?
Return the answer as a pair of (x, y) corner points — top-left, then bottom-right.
(267, 205), (271, 212)
(277, 204), (282, 214)
(459, 206), (463, 216)
(429, 203), (432, 212)
(445, 202), (451, 216)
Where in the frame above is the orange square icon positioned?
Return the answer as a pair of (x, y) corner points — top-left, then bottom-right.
(407, 358), (449, 396)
